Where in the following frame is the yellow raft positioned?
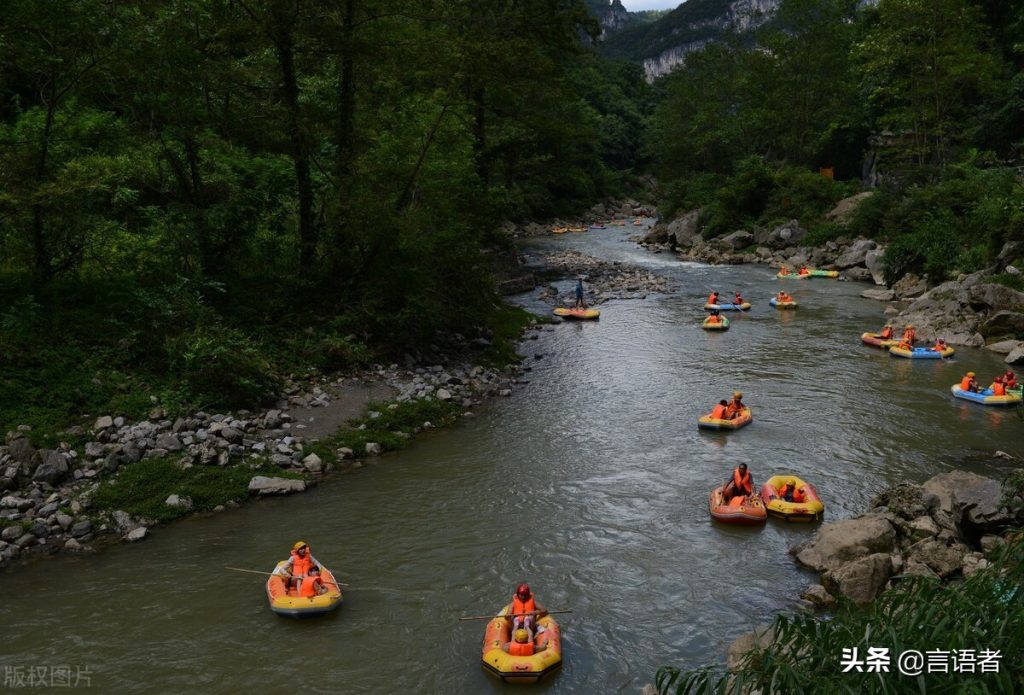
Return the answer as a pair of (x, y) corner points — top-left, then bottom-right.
(702, 316), (730, 331)
(482, 604), (562, 684)
(760, 475), (825, 522)
(266, 561), (343, 617)
(698, 406), (752, 430)
(553, 307), (600, 320)
(889, 345), (955, 359)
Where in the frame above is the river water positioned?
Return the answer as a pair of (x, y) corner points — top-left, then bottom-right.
(2, 227), (1022, 694)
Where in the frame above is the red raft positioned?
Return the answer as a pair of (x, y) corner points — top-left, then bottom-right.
(709, 486), (767, 525)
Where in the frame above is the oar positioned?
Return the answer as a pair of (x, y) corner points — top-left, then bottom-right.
(458, 610), (573, 622)
(225, 566), (349, 587)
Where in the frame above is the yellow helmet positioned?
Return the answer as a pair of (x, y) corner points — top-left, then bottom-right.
(513, 629), (530, 644)
(967, 372), (975, 377)
(292, 541), (308, 551)
(788, 479), (797, 486)
(733, 391), (743, 399)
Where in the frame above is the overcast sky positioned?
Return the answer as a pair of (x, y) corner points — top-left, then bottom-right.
(620, 0), (681, 10)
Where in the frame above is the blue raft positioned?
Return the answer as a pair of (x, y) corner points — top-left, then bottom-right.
(704, 302), (751, 312)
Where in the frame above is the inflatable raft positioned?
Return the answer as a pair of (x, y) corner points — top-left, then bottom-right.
(889, 345), (954, 359)
(698, 406), (751, 430)
(709, 486), (767, 525)
(704, 302), (751, 311)
(775, 272), (807, 280)
(861, 332), (900, 349)
(950, 385), (1023, 406)
(769, 297), (798, 309)
(481, 604), (562, 684)
(760, 475), (825, 522)
(809, 269), (839, 278)
(702, 316), (730, 331)
(553, 307), (600, 320)
(266, 561), (343, 617)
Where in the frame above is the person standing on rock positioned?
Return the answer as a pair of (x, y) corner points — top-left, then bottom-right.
(574, 278), (587, 308)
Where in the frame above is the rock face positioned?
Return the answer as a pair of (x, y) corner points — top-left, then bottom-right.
(835, 239), (878, 269)
(922, 470), (1014, 530)
(821, 553), (893, 605)
(248, 476), (306, 496)
(1006, 343), (1024, 364)
(864, 248), (886, 285)
(826, 191), (874, 225)
(726, 624), (775, 672)
(792, 515), (896, 572)
(895, 280), (984, 346)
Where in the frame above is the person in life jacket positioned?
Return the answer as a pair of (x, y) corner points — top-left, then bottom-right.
(707, 291), (720, 306)
(960, 371), (979, 393)
(274, 541), (320, 592)
(779, 267), (791, 276)
(726, 391), (745, 419)
(879, 325), (894, 340)
(706, 309), (722, 325)
(798, 266), (810, 275)
(1004, 370), (1018, 390)
(723, 463), (754, 502)
(503, 628), (548, 657)
(776, 290), (793, 303)
(902, 325), (916, 345)
(778, 479), (806, 503)
(709, 399), (729, 420)
(734, 292), (744, 306)
(298, 565), (326, 598)
(510, 584), (545, 637)
(931, 338), (948, 352)
(991, 376), (1007, 396)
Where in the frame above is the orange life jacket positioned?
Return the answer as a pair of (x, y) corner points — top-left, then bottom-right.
(733, 468), (752, 495)
(960, 376), (973, 391)
(710, 404), (728, 419)
(880, 327), (893, 339)
(707, 315), (721, 324)
(932, 343), (945, 352)
(903, 329), (916, 343)
(726, 400), (743, 417)
(779, 484), (805, 502)
(290, 550), (313, 578)
(707, 294), (718, 305)
(512, 595), (536, 617)
(299, 576), (321, 597)
(799, 268), (809, 275)
(779, 268), (790, 275)
(509, 640), (535, 657)
(993, 382), (1006, 396)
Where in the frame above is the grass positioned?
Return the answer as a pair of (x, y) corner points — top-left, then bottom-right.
(656, 533), (1024, 694)
(480, 303), (542, 366)
(989, 273), (1024, 293)
(89, 457), (304, 523)
(305, 397), (463, 465)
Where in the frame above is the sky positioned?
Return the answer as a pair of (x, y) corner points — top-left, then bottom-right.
(620, 0), (681, 10)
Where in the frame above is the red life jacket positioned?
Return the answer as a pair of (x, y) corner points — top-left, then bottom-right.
(290, 550), (313, 578)
(710, 404), (728, 419)
(726, 400), (743, 417)
(707, 293), (718, 305)
(960, 376), (973, 391)
(733, 468), (752, 495)
(1005, 374), (1017, 389)
(299, 576), (321, 597)
(512, 595), (536, 617)
(993, 381), (1007, 396)
(509, 641), (535, 657)
(880, 327), (893, 339)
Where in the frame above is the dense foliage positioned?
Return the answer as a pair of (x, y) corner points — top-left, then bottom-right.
(657, 533), (1024, 693)
(647, 0), (1024, 282)
(0, 1), (647, 433)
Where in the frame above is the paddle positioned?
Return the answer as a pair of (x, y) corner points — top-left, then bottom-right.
(225, 566), (349, 587)
(458, 610), (573, 622)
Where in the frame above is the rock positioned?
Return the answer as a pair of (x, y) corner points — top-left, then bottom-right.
(125, 526), (148, 542)
(70, 520), (92, 537)
(902, 559), (940, 580)
(302, 453), (323, 473)
(720, 230), (754, 251)
(93, 416), (114, 431)
(1, 525), (21, 542)
(892, 273), (928, 299)
(219, 427), (243, 445)
(499, 389), (512, 397)
(154, 434), (183, 452)
(826, 191), (874, 225)
(822, 553), (894, 604)
(165, 494), (193, 511)
(801, 583), (835, 607)
(985, 339), (1021, 354)
(907, 515), (940, 540)
(968, 283), (1024, 312)
(726, 625), (774, 672)
(906, 539), (967, 578)
(922, 470), (1012, 530)
(15, 533), (37, 548)
(264, 410), (283, 428)
(7, 435), (38, 468)
(31, 450), (69, 484)
(248, 476), (307, 496)
(1007, 265), (1021, 276)
(861, 288), (895, 301)
(64, 538), (82, 550)
(365, 442), (383, 456)
(835, 238), (878, 269)
(864, 248), (887, 285)
(84, 441), (105, 458)
(1007, 344), (1024, 364)
(979, 534), (1006, 556)
(337, 447), (354, 459)
(55, 512), (73, 530)
(895, 280), (984, 346)
(870, 482), (931, 520)
(980, 310), (1024, 339)
(0, 495), (34, 512)
(665, 209), (702, 247)
(793, 515), (897, 572)
(844, 266), (873, 282)
(435, 388), (452, 401)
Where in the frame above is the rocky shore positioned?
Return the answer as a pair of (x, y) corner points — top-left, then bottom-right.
(643, 194), (1024, 362)
(500, 198), (656, 239)
(727, 464), (1024, 668)
(0, 356), (531, 570)
(536, 250), (674, 307)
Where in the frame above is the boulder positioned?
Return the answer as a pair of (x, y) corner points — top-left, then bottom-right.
(869, 482), (932, 520)
(302, 453), (323, 473)
(822, 553), (894, 604)
(1, 525), (21, 542)
(93, 415), (114, 431)
(985, 339), (1021, 354)
(435, 388), (452, 401)
(892, 273), (928, 299)
(802, 583), (836, 607)
(1007, 344), (1024, 365)
(895, 280), (984, 346)
(665, 209), (702, 248)
(901, 559), (940, 580)
(70, 520), (92, 537)
(792, 515), (897, 572)
(218, 427), (243, 445)
(861, 288), (895, 301)
(921, 470), (1013, 530)
(864, 248), (886, 285)
(906, 539), (967, 578)
(980, 310), (1024, 339)
(719, 230), (754, 251)
(84, 442), (106, 459)
(844, 266), (873, 282)
(642, 223), (669, 244)
(125, 526), (148, 542)
(248, 476), (306, 496)
(726, 625), (775, 673)
(826, 192), (874, 225)
(154, 434), (183, 452)
(164, 494), (193, 511)
(907, 515), (941, 541)
(365, 442), (383, 456)
(31, 450), (69, 484)
(967, 283), (1024, 312)
(834, 238), (877, 269)
(979, 535), (1006, 556)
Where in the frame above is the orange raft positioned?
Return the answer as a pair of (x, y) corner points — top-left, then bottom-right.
(481, 604), (563, 684)
(266, 561), (343, 617)
(709, 486), (767, 525)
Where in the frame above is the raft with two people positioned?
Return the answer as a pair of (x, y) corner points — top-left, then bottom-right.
(698, 392), (751, 430)
(760, 475), (825, 522)
(476, 584), (564, 684)
(770, 296), (798, 309)
(702, 315), (730, 331)
(704, 302), (751, 311)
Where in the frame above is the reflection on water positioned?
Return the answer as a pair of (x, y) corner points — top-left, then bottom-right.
(1, 227), (1021, 693)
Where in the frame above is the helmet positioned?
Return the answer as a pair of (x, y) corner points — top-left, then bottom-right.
(733, 391), (743, 399)
(788, 479), (796, 486)
(293, 541), (308, 551)
(967, 372), (975, 377)
(516, 583), (531, 598)
(513, 629), (530, 644)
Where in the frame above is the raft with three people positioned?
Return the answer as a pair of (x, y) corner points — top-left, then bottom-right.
(950, 385), (1023, 406)
(481, 604), (563, 684)
(265, 561), (344, 617)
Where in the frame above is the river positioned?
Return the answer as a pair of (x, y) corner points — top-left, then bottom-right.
(2, 226), (1021, 693)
